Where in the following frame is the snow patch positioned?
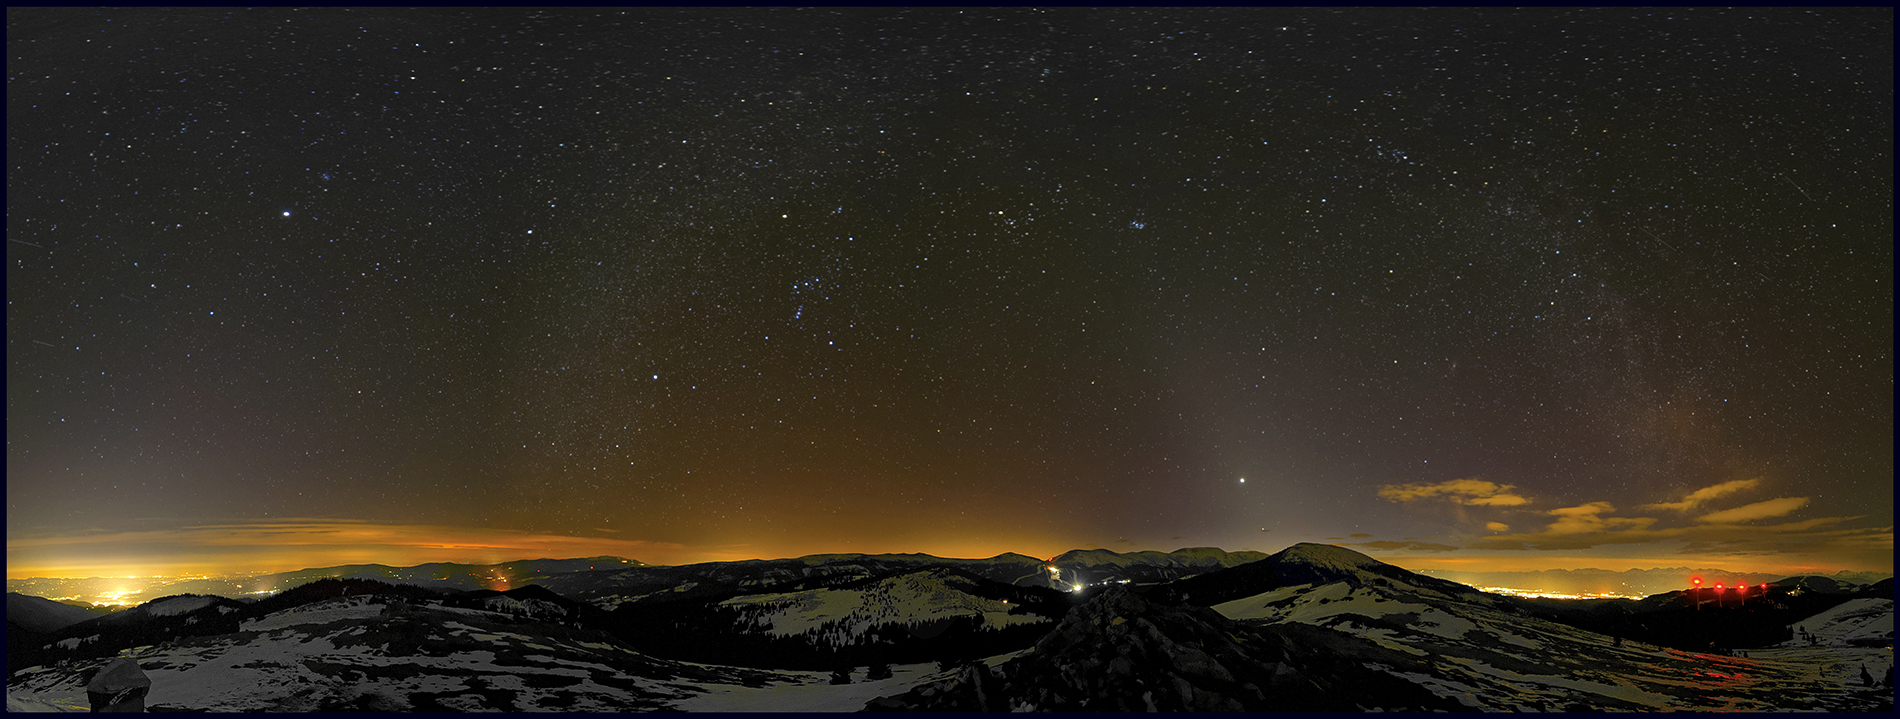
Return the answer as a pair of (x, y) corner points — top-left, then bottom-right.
(1277, 543), (1386, 573)
(146, 596), (216, 617)
(1783, 598), (1892, 647)
(481, 595), (566, 618)
(240, 597), (384, 632)
(1414, 608), (1479, 641)
(1211, 583), (1314, 621)
(718, 571), (1048, 647)
(52, 635), (100, 651)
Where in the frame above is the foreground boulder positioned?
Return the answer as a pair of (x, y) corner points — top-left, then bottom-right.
(85, 656), (150, 712)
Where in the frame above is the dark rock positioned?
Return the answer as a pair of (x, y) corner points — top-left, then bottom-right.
(85, 656), (150, 712)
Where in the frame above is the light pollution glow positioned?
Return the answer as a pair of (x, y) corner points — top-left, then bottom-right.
(6, 517), (1887, 582)
(3, 519), (1083, 579)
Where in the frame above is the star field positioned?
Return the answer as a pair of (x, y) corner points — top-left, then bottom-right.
(7, 8), (1891, 576)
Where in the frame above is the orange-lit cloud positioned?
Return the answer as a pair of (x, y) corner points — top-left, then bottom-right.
(1544, 502), (1657, 535)
(1471, 496), (1881, 570)
(1363, 477), (1882, 574)
(1642, 478), (1762, 512)
(1377, 477), (1530, 506)
(1695, 497), (1809, 524)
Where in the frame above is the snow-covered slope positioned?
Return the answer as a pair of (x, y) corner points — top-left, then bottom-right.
(1784, 598), (1893, 648)
(870, 542), (1891, 712)
(718, 568), (1051, 648)
(1201, 544), (1893, 711)
(7, 596), (789, 712)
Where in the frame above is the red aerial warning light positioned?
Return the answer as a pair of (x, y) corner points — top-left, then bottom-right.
(1692, 577), (1701, 585)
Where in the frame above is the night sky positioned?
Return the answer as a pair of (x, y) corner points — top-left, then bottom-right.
(8, 8), (1892, 579)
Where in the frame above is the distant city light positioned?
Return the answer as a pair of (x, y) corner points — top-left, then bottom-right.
(1478, 586), (1645, 601)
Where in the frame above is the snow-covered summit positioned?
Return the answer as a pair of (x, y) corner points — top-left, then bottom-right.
(144, 595), (218, 618)
(1160, 541), (1498, 612)
(718, 567), (1050, 648)
(1271, 543), (1388, 573)
(241, 596), (387, 632)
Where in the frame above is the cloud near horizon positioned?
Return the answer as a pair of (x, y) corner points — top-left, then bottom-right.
(1642, 478), (1762, 512)
(1695, 497), (1810, 524)
(1370, 477), (1876, 569)
(1472, 496), (1882, 567)
(1345, 540), (1459, 552)
(1377, 477), (1531, 506)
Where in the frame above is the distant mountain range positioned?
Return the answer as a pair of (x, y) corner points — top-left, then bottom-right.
(7, 547), (1279, 609)
(533, 546), (1266, 611)
(7, 544), (1892, 712)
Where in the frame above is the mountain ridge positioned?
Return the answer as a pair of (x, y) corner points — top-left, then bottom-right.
(870, 543), (1893, 712)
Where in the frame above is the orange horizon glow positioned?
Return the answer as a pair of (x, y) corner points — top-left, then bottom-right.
(8, 519), (1892, 580)
(5, 519), (1087, 579)
(1366, 551), (1887, 577)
